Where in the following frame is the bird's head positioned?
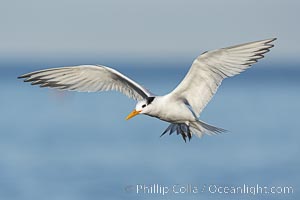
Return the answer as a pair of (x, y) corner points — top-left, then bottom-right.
(126, 97), (155, 120)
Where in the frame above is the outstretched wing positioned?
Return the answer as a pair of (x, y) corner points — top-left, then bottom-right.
(168, 38), (276, 117)
(18, 65), (153, 101)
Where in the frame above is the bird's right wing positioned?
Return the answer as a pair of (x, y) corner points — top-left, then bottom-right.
(18, 65), (153, 101)
(168, 38), (276, 117)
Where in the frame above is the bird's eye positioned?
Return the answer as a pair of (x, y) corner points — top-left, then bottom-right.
(142, 104), (146, 108)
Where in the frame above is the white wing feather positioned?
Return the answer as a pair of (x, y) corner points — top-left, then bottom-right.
(19, 65), (152, 101)
(168, 38), (276, 117)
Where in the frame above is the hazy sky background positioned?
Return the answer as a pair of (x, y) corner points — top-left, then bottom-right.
(1, 0), (299, 65)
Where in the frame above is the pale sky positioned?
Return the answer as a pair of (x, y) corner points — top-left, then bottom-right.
(1, 0), (299, 63)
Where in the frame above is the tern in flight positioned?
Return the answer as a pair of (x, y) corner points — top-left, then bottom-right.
(19, 38), (276, 142)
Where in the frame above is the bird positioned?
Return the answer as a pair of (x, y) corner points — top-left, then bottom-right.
(18, 38), (276, 142)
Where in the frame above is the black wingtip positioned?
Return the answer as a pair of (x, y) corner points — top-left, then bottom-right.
(266, 38), (277, 44)
(182, 136), (187, 143)
(180, 132), (187, 143)
(18, 73), (31, 79)
(23, 79), (32, 82)
(160, 132), (166, 138)
(18, 75), (26, 79)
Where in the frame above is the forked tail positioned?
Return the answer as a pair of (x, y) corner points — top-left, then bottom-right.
(160, 120), (227, 142)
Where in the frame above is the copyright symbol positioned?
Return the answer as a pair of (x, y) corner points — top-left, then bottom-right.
(124, 185), (134, 193)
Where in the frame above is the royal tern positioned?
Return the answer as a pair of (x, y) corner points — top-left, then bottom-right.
(19, 38), (276, 142)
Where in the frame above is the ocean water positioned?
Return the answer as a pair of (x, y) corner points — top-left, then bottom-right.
(0, 61), (299, 200)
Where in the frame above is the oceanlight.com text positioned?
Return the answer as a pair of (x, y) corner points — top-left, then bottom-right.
(207, 184), (293, 195)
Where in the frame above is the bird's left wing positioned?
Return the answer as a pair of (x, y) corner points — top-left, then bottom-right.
(18, 65), (152, 101)
(168, 38), (276, 117)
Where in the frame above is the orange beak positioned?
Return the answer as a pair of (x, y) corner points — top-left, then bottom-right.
(126, 109), (141, 120)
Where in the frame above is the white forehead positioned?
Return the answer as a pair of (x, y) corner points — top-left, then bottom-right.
(136, 100), (147, 109)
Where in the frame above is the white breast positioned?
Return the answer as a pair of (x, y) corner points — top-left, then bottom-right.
(146, 95), (196, 123)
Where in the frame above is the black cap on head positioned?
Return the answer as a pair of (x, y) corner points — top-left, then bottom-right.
(146, 97), (155, 105)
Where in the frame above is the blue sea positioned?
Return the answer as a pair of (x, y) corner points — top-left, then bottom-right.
(0, 59), (299, 200)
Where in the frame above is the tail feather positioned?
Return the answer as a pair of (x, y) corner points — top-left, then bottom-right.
(190, 120), (227, 138)
(161, 123), (191, 142)
(161, 120), (227, 141)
